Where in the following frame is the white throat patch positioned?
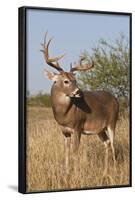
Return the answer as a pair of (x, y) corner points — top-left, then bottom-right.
(58, 93), (70, 105)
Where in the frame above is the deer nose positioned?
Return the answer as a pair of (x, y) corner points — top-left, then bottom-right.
(71, 88), (81, 97)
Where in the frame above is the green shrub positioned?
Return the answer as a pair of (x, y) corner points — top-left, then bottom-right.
(27, 94), (51, 107)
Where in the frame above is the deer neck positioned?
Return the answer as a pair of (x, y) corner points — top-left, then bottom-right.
(51, 85), (72, 117)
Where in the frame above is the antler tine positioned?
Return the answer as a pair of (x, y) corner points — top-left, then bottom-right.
(41, 32), (65, 72)
(44, 31), (48, 47)
(70, 63), (73, 71)
(70, 58), (94, 72)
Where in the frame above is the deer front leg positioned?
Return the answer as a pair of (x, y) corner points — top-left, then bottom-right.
(71, 131), (81, 173)
(71, 131), (81, 154)
(64, 133), (71, 175)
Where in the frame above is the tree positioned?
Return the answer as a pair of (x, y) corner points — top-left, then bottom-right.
(77, 34), (130, 99)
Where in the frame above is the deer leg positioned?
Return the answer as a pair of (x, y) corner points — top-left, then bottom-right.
(98, 131), (110, 175)
(107, 127), (116, 166)
(64, 135), (71, 175)
(71, 131), (81, 173)
(103, 140), (110, 175)
(71, 132), (81, 154)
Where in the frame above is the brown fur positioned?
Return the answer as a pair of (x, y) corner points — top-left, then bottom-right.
(49, 72), (119, 175)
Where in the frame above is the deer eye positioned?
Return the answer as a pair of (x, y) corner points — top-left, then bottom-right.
(64, 80), (69, 84)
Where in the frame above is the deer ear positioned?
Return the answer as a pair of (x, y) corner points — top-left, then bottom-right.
(44, 69), (59, 81)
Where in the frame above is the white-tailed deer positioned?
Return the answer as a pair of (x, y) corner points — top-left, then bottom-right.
(41, 32), (119, 175)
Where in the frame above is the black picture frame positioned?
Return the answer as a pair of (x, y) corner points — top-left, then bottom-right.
(18, 6), (132, 194)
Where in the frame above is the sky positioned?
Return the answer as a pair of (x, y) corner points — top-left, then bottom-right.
(26, 9), (130, 95)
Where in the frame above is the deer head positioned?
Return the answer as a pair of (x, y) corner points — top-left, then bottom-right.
(41, 32), (94, 98)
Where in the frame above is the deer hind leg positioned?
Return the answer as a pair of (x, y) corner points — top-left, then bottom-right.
(107, 126), (116, 166)
(98, 131), (110, 175)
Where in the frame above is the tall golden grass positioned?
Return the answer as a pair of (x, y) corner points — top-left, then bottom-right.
(26, 107), (130, 192)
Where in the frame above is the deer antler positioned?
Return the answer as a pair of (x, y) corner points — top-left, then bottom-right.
(40, 32), (65, 72)
(70, 56), (94, 72)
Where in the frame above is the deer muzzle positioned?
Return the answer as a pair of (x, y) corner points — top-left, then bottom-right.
(70, 88), (81, 98)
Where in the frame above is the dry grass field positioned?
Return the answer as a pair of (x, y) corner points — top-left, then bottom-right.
(26, 107), (130, 192)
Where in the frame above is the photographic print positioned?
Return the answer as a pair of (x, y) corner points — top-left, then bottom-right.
(19, 7), (132, 193)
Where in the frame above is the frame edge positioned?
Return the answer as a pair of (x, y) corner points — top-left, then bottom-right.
(18, 6), (132, 194)
(18, 6), (27, 194)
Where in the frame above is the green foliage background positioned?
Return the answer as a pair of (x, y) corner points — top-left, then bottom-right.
(77, 34), (130, 112)
(27, 93), (51, 107)
(77, 34), (129, 97)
